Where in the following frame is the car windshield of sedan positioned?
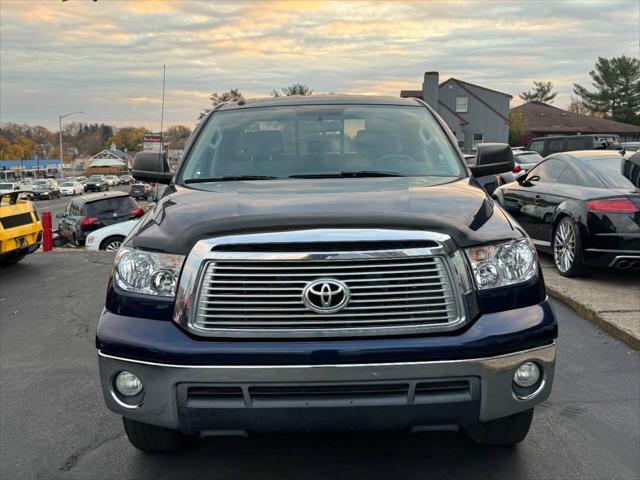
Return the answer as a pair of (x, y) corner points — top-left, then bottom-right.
(586, 156), (636, 188)
(33, 184), (48, 191)
(61, 182), (75, 187)
(181, 105), (463, 183)
(89, 176), (102, 181)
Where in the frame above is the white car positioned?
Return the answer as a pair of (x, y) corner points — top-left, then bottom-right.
(85, 219), (138, 251)
(59, 181), (84, 196)
(105, 175), (118, 187)
(0, 182), (21, 195)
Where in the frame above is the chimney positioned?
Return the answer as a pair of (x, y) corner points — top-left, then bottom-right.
(422, 71), (439, 110)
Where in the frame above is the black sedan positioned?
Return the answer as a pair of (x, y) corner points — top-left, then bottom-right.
(494, 150), (640, 276)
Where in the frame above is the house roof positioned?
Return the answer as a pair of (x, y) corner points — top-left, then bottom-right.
(511, 101), (640, 135)
(90, 149), (127, 161)
(440, 78), (513, 99)
(400, 78), (513, 100)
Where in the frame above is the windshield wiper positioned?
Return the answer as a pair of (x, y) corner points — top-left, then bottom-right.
(289, 170), (405, 179)
(184, 175), (278, 183)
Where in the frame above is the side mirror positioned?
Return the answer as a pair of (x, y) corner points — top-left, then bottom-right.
(55, 212), (65, 219)
(132, 151), (173, 184)
(469, 143), (515, 177)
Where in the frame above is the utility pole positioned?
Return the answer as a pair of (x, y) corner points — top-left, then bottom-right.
(58, 111), (82, 177)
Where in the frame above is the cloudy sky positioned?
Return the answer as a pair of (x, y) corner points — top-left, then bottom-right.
(1, 0), (638, 130)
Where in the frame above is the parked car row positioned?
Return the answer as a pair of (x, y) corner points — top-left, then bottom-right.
(57, 191), (145, 247)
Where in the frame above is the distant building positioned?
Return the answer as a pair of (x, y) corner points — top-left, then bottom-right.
(0, 158), (63, 179)
(510, 101), (640, 143)
(88, 143), (128, 169)
(401, 72), (511, 152)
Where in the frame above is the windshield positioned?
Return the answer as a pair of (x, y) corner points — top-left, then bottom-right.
(84, 196), (137, 216)
(61, 182), (74, 187)
(515, 152), (543, 164)
(89, 176), (102, 181)
(0, 183), (13, 189)
(180, 105), (463, 182)
(33, 184), (48, 191)
(586, 156), (635, 189)
(34, 180), (47, 185)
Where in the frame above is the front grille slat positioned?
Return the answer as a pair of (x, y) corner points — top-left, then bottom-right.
(197, 302), (455, 313)
(203, 276), (444, 285)
(192, 252), (460, 337)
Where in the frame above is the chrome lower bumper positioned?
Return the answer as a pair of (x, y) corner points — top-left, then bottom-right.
(98, 342), (556, 432)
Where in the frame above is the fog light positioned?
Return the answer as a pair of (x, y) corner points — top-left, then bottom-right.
(513, 362), (540, 387)
(115, 371), (143, 396)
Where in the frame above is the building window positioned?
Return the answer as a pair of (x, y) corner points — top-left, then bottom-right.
(456, 96), (468, 113)
(473, 133), (484, 149)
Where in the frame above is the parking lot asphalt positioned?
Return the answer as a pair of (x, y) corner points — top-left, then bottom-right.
(539, 253), (640, 349)
(1, 252), (639, 480)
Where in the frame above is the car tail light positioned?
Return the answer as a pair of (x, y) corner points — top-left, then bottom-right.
(130, 208), (145, 218)
(513, 165), (522, 173)
(586, 198), (639, 214)
(80, 217), (99, 227)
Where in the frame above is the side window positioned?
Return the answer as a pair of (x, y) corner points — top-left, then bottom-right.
(529, 140), (544, 154)
(566, 137), (586, 151)
(527, 159), (566, 183)
(455, 96), (468, 113)
(556, 166), (580, 185)
(547, 139), (564, 155)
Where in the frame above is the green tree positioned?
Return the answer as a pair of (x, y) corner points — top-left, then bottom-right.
(573, 55), (640, 124)
(199, 89), (243, 120)
(106, 127), (149, 152)
(519, 81), (557, 104)
(164, 125), (192, 150)
(508, 112), (528, 146)
(271, 83), (313, 97)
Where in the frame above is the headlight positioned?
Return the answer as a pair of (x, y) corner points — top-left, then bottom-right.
(465, 238), (537, 290)
(114, 247), (185, 297)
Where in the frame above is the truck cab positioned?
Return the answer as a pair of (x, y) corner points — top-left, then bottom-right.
(96, 95), (557, 452)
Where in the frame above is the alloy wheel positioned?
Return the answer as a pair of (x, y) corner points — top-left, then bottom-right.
(554, 221), (576, 273)
(105, 240), (123, 251)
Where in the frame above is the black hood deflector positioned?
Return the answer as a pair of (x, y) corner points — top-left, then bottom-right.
(128, 178), (521, 255)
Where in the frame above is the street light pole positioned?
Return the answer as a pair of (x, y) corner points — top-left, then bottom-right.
(58, 111), (82, 177)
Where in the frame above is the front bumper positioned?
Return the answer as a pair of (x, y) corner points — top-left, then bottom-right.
(98, 342), (555, 434)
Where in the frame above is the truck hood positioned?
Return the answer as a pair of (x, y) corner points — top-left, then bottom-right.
(129, 177), (522, 254)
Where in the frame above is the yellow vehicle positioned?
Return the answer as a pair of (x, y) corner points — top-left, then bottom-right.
(0, 191), (42, 266)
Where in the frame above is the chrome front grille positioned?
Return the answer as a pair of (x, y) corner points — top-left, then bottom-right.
(190, 250), (463, 338)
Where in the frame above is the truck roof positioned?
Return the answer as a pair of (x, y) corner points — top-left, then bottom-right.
(217, 94), (423, 111)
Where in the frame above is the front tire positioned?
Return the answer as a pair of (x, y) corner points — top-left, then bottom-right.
(101, 235), (125, 251)
(552, 217), (585, 277)
(122, 418), (190, 453)
(464, 408), (534, 446)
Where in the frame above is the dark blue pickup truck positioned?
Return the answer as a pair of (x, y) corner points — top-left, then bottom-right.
(96, 95), (557, 452)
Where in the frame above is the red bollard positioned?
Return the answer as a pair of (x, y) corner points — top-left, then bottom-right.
(41, 211), (53, 252)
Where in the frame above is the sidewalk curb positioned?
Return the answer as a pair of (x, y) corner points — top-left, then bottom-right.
(546, 285), (640, 351)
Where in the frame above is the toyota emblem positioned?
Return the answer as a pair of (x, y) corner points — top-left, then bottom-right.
(302, 278), (350, 314)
